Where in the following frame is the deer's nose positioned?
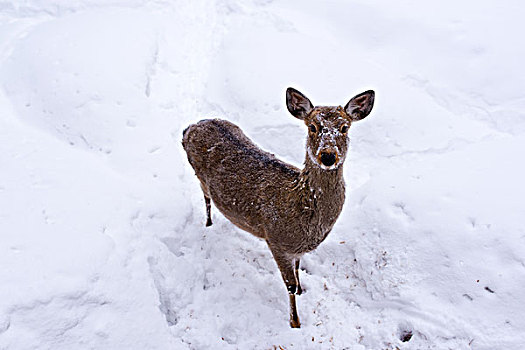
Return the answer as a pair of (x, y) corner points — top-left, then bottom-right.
(319, 151), (337, 167)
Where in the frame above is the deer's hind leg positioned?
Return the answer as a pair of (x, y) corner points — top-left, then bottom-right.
(204, 196), (212, 227)
(200, 182), (213, 227)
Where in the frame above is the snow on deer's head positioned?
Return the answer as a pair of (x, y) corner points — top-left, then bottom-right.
(286, 87), (375, 170)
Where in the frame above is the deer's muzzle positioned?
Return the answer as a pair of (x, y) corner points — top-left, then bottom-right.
(319, 151), (337, 167)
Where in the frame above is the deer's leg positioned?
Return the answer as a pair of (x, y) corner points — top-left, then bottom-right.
(294, 258), (302, 295)
(204, 195), (212, 227)
(268, 245), (301, 328)
(200, 183), (212, 227)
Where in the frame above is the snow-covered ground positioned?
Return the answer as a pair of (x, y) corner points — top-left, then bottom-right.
(1, 0), (525, 349)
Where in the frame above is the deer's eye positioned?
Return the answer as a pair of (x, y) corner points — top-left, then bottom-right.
(309, 124), (317, 133)
(340, 125), (349, 133)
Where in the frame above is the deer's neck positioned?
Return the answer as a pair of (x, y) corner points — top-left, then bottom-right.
(295, 155), (346, 234)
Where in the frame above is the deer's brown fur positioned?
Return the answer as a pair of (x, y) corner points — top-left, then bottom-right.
(182, 87), (375, 328)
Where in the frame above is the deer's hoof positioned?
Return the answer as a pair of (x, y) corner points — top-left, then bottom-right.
(205, 219), (212, 227)
(290, 319), (301, 328)
(296, 284), (303, 295)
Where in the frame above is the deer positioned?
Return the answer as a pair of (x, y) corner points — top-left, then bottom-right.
(182, 87), (375, 328)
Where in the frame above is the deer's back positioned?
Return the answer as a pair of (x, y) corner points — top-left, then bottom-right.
(182, 119), (300, 237)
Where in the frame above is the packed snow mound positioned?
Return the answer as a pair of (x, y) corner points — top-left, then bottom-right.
(1, 0), (524, 349)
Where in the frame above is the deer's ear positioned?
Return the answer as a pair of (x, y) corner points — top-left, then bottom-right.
(344, 90), (375, 121)
(286, 87), (314, 120)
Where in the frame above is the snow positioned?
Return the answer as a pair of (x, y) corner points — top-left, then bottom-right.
(1, 0), (524, 349)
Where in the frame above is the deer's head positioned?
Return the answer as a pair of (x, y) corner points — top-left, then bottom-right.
(286, 87), (375, 170)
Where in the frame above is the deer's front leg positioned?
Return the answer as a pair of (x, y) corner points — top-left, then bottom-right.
(294, 258), (302, 295)
(268, 244), (301, 328)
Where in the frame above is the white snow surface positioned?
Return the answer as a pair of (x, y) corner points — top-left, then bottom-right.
(1, 1), (525, 349)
